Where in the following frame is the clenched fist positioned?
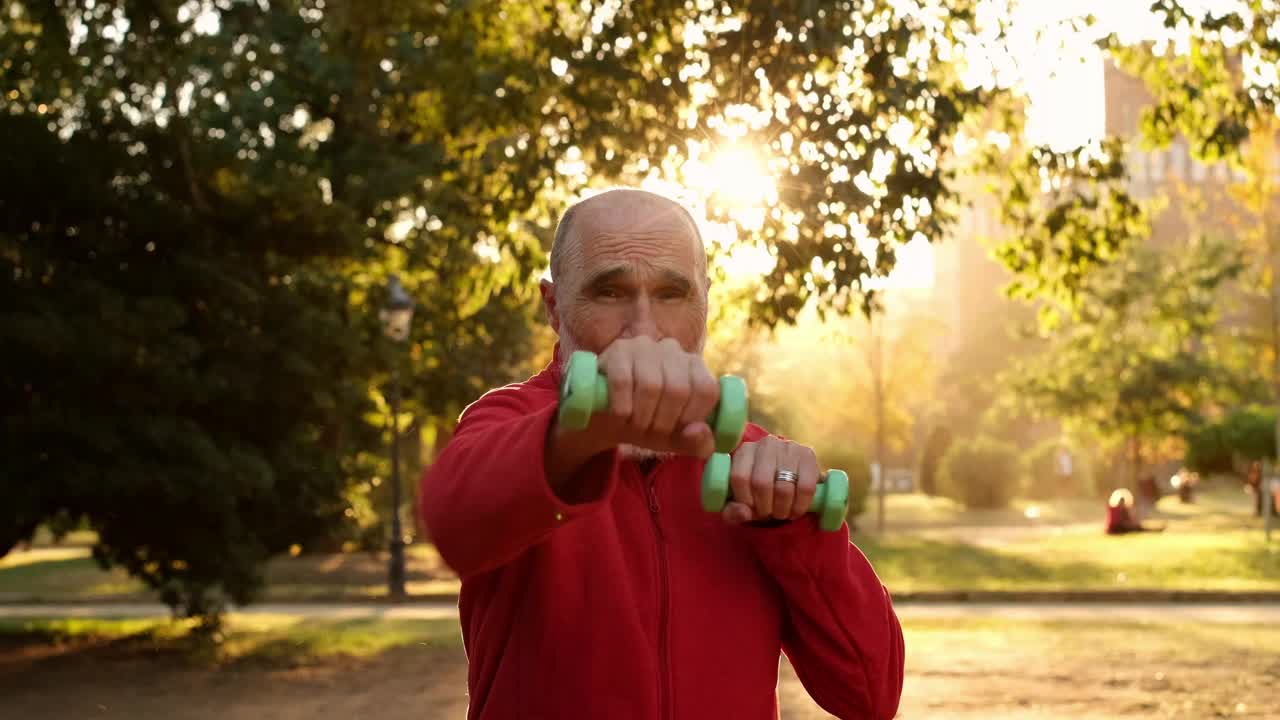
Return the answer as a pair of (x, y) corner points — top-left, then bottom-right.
(722, 435), (820, 524)
(546, 337), (720, 497)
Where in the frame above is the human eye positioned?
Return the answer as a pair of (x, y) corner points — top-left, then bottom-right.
(594, 284), (624, 300)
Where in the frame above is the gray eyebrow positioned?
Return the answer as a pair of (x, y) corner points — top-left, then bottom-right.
(583, 265), (630, 290)
(657, 268), (693, 295)
(581, 266), (694, 295)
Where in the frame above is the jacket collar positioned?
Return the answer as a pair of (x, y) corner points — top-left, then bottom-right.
(530, 341), (565, 393)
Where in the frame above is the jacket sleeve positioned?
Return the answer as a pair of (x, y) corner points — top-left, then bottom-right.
(417, 386), (623, 579)
(744, 505), (904, 719)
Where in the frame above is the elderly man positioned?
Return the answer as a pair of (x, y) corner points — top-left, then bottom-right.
(419, 188), (904, 720)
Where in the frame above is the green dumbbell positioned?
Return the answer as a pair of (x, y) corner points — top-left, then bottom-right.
(700, 455), (850, 532)
(558, 350), (748, 454)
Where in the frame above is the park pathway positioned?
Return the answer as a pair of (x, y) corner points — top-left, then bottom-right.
(2, 601), (1278, 623)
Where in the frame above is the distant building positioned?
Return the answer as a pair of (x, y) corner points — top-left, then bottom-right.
(1103, 59), (1275, 241)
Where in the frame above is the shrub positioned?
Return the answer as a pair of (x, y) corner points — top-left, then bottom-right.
(1023, 439), (1092, 499)
(939, 436), (1022, 509)
(917, 425), (952, 496)
(1185, 406), (1276, 475)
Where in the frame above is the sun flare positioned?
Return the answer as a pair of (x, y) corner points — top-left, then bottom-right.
(684, 144), (778, 211)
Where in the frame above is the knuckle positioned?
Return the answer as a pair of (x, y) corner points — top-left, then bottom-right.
(635, 376), (662, 397)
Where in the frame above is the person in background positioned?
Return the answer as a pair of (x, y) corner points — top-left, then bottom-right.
(1245, 461), (1265, 517)
(1172, 469), (1197, 504)
(1106, 489), (1163, 535)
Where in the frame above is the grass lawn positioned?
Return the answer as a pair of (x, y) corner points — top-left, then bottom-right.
(858, 529), (1280, 593)
(2, 615), (1277, 719)
(0, 544), (460, 603)
(4, 481), (1276, 603)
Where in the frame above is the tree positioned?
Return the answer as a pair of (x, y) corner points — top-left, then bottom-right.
(1005, 236), (1247, 487)
(527, 0), (1008, 323)
(0, 0), (553, 618)
(1184, 405), (1276, 476)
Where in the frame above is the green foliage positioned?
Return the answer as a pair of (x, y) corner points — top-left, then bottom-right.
(1022, 439), (1092, 500)
(1105, 2), (1280, 168)
(1184, 421), (1236, 476)
(1185, 405), (1278, 474)
(990, 138), (1153, 321)
(538, 0), (1007, 323)
(1004, 236), (1248, 454)
(938, 436), (1022, 510)
(0, 0), (546, 618)
(984, 3), (1280, 313)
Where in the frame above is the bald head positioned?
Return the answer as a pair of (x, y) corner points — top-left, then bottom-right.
(549, 188), (708, 288)
(539, 187), (711, 364)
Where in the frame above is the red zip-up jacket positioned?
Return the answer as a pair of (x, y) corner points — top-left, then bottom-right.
(419, 359), (904, 720)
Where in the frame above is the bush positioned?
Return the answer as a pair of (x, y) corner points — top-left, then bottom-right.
(939, 436), (1022, 509)
(1022, 439), (1092, 499)
(817, 445), (871, 531)
(1185, 406), (1276, 475)
(917, 425), (952, 496)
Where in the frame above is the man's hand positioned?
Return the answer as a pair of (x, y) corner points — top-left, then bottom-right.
(590, 336), (721, 459)
(546, 337), (720, 497)
(722, 435), (820, 524)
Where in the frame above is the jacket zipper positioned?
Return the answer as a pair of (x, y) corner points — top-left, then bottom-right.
(648, 475), (672, 720)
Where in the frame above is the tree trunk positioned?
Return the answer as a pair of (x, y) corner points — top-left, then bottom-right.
(1269, 196), (1279, 535)
(1130, 432), (1141, 490)
(874, 314), (887, 535)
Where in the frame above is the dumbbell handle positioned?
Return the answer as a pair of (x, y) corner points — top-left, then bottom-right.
(701, 454), (849, 532)
(559, 351), (747, 455)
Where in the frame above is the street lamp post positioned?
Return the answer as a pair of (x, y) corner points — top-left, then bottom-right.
(380, 274), (415, 600)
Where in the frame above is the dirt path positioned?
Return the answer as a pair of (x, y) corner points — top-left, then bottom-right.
(3, 614), (1278, 720)
(0, 641), (471, 720)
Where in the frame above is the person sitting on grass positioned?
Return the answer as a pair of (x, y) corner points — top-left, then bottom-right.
(1106, 488), (1164, 535)
(418, 188), (904, 720)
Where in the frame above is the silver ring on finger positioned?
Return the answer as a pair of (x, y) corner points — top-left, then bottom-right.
(775, 469), (798, 485)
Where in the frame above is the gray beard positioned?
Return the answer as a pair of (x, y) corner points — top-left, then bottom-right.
(558, 321), (704, 464)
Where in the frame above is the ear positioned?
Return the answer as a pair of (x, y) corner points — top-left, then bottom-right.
(539, 278), (562, 336)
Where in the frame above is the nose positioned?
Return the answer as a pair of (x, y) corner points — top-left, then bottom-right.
(623, 293), (660, 341)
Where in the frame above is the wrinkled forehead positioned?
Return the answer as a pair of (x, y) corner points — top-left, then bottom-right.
(569, 195), (703, 273)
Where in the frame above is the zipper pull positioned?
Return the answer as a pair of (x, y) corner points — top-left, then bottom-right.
(648, 482), (660, 512)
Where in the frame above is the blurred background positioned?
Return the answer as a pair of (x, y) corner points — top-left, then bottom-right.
(3, 0), (1280, 718)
